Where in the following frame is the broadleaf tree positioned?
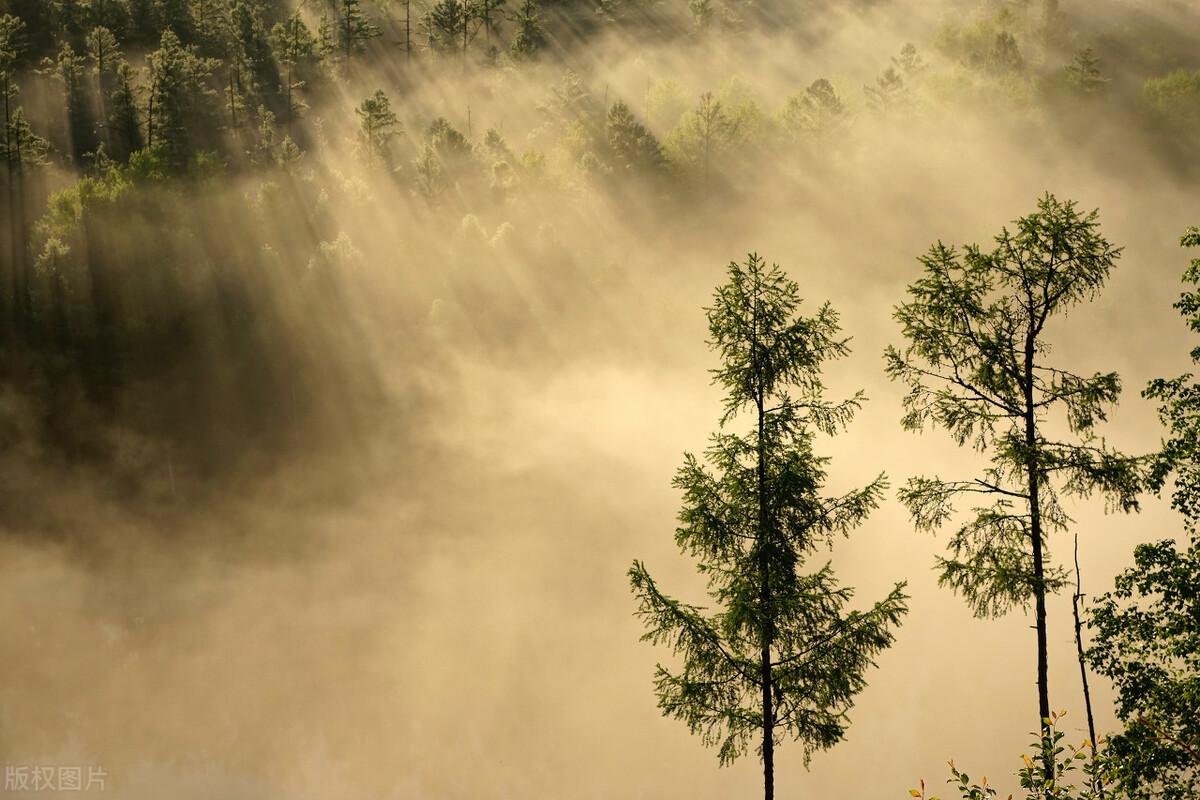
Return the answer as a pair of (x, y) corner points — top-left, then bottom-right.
(1086, 226), (1200, 800)
(884, 193), (1146, 772)
(630, 253), (908, 800)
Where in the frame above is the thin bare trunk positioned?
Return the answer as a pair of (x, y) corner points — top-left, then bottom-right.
(1072, 534), (1102, 796)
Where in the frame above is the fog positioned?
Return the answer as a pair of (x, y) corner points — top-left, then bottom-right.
(1, 0), (1198, 797)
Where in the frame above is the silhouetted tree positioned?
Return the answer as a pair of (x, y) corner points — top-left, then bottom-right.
(1088, 226), (1200, 800)
(885, 194), (1146, 779)
(106, 60), (143, 161)
(87, 0), (132, 39)
(893, 42), (926, 77)
(991, 31), (1023, 73)
(157, 0), (194, 41)
(631, 254), (907, 800)
(864, 66), (904, 112)
(781, 78), (844, 155)
(666, 91), (735, 187)
(1066, 48), (1107, 95)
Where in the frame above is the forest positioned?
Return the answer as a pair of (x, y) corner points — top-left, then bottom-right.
(0, 0), (1197, 797)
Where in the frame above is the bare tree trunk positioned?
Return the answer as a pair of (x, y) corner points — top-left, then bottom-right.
(1072, 533), (1102, 796)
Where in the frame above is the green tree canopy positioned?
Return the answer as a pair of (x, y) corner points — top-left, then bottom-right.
(885, 193), (1146, 748)
(1087, 227), (1200, 800)
(631, 254), (907, 800)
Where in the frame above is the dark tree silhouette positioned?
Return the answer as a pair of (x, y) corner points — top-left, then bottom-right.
(631, 254), (907, 800)
(886, 194), (1146, 781)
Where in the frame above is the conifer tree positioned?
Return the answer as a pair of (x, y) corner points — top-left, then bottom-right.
(46, 42), (96, 164)
(1, 14), (28, 333)
(128, 0), (162, 44)
(864, 66), (904, 113)
(85, 25), (122, 84)
(0, 105), (49, 334)
(631, 254), (908, 800)
(337, 0), (380, 60)
(271, 11), (315, 130)
(781, 78), (844, 154)
(429, 0), (474, 59)
(605, 100), (662, 174)
(146, 29), (217, 169)
(508, 0), (544, 60)
(157, 0), (194, 41)
(87, 0), (132, 39)
(107, 61), (143, 161)
(1065, 48), (1107, 95)
(355, 88), (399, 168)
(665, 92), (735, 187)
(475, 0), (505, 46)
(885, 194), (1146, 773)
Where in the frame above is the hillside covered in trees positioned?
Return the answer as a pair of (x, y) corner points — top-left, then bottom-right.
(0, 0), (1197, 798)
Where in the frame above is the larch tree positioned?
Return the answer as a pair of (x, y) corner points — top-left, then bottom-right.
(780, 78), (845, 156)
(630, 254), (908, 800)
(885, 193), (1146, 776)
(356, 88), (399, 168)
(665, 92), (735, 188)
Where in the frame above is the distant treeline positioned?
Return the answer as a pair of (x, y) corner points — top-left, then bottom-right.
(0, 0), (1197, 473)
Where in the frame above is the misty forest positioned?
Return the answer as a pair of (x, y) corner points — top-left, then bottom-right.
(0, 0), (1198, 797)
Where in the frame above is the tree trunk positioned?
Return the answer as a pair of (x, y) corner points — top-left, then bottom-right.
(1072, 533), (1101, 795)
(4, 75), (15, 337)
(146, 70), (154, 149)
(1024, 329), (1052, 792)
(285, 63), (292, 133)
(754, 289), (774, 800)
(12, 111), (28, 336)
